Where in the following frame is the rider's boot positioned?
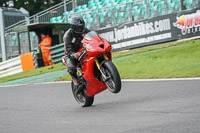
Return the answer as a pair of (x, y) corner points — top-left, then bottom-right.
(72, 74), (84, 94)
(72, 77), (79, 86)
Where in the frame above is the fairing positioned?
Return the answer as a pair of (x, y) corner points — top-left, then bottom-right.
(79, 31), (112, 97)
(82, 57), (107, 97)
(82, 31), (112, 57)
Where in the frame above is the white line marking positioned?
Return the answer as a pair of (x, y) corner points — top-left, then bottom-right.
(0, 81), (71, 88)
(0, 84), (28, 88)
(0, 78), (200, 88)
(34, 81), (71, 85)
(121, 77), (200, 82)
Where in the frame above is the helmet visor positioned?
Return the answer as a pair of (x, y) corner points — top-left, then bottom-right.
(72, 25), (85, 33)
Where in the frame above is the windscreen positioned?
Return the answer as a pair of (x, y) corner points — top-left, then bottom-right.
(84, 31), (98, 40)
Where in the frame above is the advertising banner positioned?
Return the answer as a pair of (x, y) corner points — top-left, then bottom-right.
(97, 7), (200, 51)
(173, 8), (200, 39)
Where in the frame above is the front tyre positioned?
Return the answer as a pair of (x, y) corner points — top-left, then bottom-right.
(102, 61), (121, 93)
(71, 81), (94, 107)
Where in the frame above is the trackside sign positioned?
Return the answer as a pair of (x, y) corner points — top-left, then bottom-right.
(174, 10), (200, 35)
(100, 19), (171, 43)
(97, 14), (175, 50)
(97, 7), (200, 51)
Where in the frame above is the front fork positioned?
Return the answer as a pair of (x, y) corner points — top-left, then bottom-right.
(94, 53), (110, 82)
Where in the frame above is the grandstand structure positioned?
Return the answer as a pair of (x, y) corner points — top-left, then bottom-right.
(1, 0), (199, 61)
(50, 0), (199, 30)
(0, 7), (29, 61)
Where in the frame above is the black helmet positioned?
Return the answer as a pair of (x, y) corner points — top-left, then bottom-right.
(70, 16), (85, 34)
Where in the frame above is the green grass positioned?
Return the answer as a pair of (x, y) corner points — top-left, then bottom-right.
(112, 40), (186, 58)
(56, 39), (200, 80)
(0, 39), (200, 83)
(114, 40), (200, 79)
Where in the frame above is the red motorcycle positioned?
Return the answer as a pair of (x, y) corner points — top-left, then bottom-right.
(70, 31), (121, 107)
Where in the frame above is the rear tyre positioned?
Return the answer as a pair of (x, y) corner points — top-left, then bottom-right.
(102, 61), (121, 93)
(71, 81), (94, 107)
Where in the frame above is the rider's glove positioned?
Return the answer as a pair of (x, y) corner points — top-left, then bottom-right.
(62, 55), (68, 66)
(71, 52), (80, 59)
(64, 55), (68, 62)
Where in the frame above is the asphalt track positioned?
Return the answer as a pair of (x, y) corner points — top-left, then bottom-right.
(0, 79), (200, 133)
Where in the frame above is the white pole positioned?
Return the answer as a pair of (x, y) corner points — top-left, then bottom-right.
(64, 0), (67, 22)
(64, 0), (67, 13)
(0, 8), (6, 61)
(19, 7), (30, 24)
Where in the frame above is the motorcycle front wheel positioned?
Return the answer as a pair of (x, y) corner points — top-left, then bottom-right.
(102, 61), (121, 93)
(71, 81), (94, 107)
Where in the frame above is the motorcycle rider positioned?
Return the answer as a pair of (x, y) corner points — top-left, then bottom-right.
(63, 16), (90, 87)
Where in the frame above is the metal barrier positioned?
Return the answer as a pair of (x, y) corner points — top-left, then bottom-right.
(0, 52), (36, 78)
(0, 56), (22, 78)
(50, 43), (64, 64)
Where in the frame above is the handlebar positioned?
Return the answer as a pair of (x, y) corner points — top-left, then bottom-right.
(78, 48), (87, 61)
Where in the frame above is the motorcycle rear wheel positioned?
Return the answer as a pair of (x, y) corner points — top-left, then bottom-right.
(71, 81), (94, 107)
(102, 61), (121, 93)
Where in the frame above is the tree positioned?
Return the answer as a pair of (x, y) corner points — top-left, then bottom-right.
(0, 0), (63, 16)
(0, 0), (9, 7)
